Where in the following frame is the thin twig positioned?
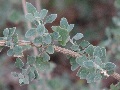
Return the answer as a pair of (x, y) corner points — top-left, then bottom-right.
(22, 0), (38, 56)
(0, 40), (120, 81)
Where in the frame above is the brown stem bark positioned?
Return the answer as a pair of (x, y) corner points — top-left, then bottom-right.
(0, 40), (120, 81)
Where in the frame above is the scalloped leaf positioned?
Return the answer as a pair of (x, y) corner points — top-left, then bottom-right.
(36, 25), (45, 36)
(15, 58), (24, 69)
(26, 2), (36, 14)
(25, 28), (36, 38)
(60, 17), (69, 29)
(45, 14), (57, 23)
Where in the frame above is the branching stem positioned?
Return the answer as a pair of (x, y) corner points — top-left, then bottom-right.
(0, 40), (120, 81)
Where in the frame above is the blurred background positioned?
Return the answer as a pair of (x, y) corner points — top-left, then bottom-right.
(0, 0), (120, 90)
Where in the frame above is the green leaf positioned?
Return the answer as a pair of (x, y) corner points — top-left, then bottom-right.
(9, 27), (16, 36)
(94, 73), (102, 82)
(83, 61), (94, 68)
(51, 32), (60, 40)
(52, 26), (69, 46)
(70, 44), (79, 51)
(45, 14), (57, 23)
(23, 76), (29, 84)
(85, 45), (94, 56)
(27, 55), (36, 65)
(11, 72), (18, 77)
(60, 17), (68, 29)
(110, 82), (120, 90)
(42, 52), (50, 61)
(13, 33), (18, 45)
(25, 13), (34, 22)
(46, 45), (54, 54)
(36, 25), (45, 36)
(34, 70), (39, 79)
(0, 46), (4, 52)
(86, 72), (96, 83)
(3, 28), (9, 37)
(101, 47), (106, 60)
(67, 24), (74, 32)
(72, 33), (83, 40)
(77, 67), (89, 79)
(93, 46), (103, 58)
(33, 36), (43, 45)
(79, 40), (90, 49)
(76, 55), (87, 66)
(25, 28), (36, 38)
(43, 34), (52, 44)
(15, 58), (24, 69)
(94, 56), (102, 66)
(39, 9), (48, 19)
(28, 71), (35, 81)
(36, 57), (50, 71)
(104, 62), (116, 71)
(26, 2), (36, 14)
(7, 49), (14, 56)
(70, 58), (79, 71)
(13, 45), (23, 57)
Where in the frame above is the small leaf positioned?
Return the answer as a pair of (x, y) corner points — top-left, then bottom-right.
(52, 26), (69, 46)
(94, 73), (102, 82)
(67, 24), (74, 32)
(70, 44), (79, 51)
(0, 46), (4, 52)
(40, 9), (48, 19)
(15, 58), (24, 69)
(25, 28), (36, 38)
(84, 45), (94, 56)
(51, 32), (60, 40)
(94, 56), (102, 66)
(86, 72), (96, 83)
(76, 55), (87, 66)
(36, 57), (50, 71)
(9, 27), (16, 36)
(77, 67), (89, 79)
(72, 33), (83, 40)
(13, 33), (18, 45)
(13, 45), (23, 57)
(45, 14), (57, 23)
(36, 25), (45, 36)
(27, 55), (36, 65)
(23, 76), (29, 84)
(3, 28), (9, 37)
(60, 17), (68, 29)
(25, 13), (34, 22)
(93, 46), (103, 58)
(101, 47), (106, 60)
(83, 61), (94, 68)
(104, 62), (116, 71)
(7, 49), (14, 56)
(43, 34), (52, 44)
(70, 58), (79, 71)
(79, 40), (90, 49)
(42, 52), (50, 61)
(26, 2), (36, 14)
(46, 45), (54, 54)
(33, 36), (43, 45)
(11, 72), (18, 77)
(28, 71), (35, 81)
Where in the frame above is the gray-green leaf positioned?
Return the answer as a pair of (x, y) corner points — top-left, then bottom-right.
(60, 17), (68, 29)
(36, 25), (45, 36)
(26, 2), (36, 14)
(15, 58), (24, 69)
(25, 28), (36, 38)
(72, 33), (83, 40)
(45, 14), (57, 23)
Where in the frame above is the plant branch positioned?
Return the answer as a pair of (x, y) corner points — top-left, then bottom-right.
(0, 40), (120, 81)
